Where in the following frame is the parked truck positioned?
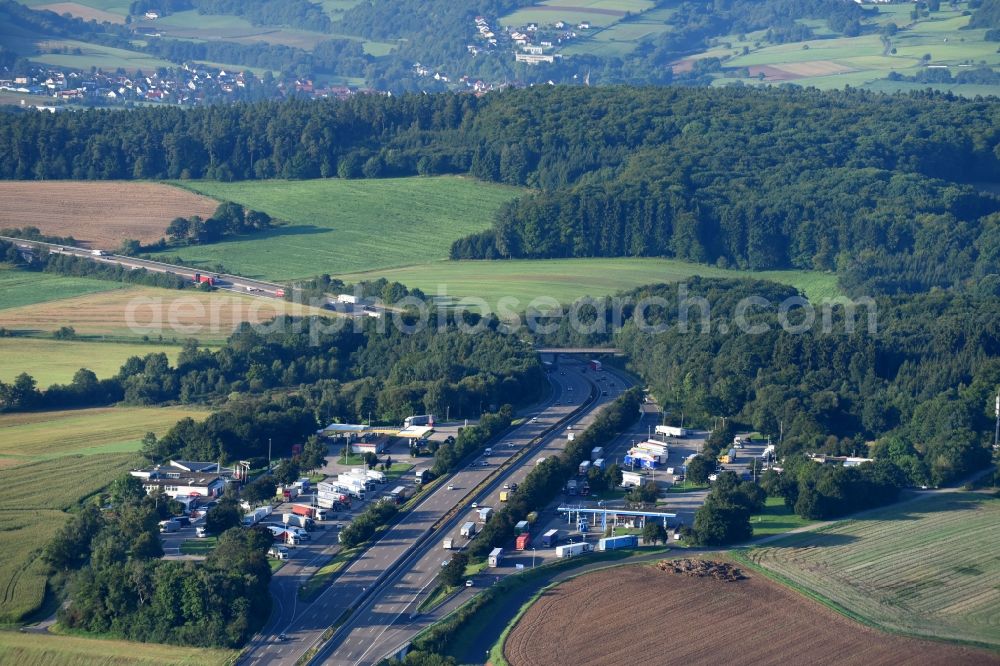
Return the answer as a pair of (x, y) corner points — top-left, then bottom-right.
(567, 432), (575, 441)
(622, 471), (643, 488)
(282, 513), (314, 530)
(515, 520), (529, 534)
(555, 542), (592, 558)
(365, 469), (386, 484)
(655, 425), (688, 438)
(476, 507), (493, 522)
(515, 533), (531, 550)
(589, 359), (602, 371)
(590, 447), (604, 461)
(292, 504), (326, 521)
(488, 547), (504, 567)
(593, 458), (606, 471)
(541, 528), (559, 547)
(578, 460), (591, 475)
(443, 537), (454, 550)
(460, 521), (477, 538)
(499, 490), (509, 502)
(415, 469), (430, 484)
(566, 479), (578, 495)
(242, 506), (272, 527)
(598, 534), (638, 551)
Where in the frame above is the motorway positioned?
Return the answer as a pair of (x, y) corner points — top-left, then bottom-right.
(240, 360), (614, 665)
(310, 362), (635, 666)
(0, 235), (373, 316)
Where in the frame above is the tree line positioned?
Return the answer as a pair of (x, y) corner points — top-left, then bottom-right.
(609, 279), (999, 489)
(1, 86), (997, 291)
(45, 480), (271, 648)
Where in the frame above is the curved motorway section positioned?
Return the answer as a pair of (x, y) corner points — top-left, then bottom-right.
(240, 360), (629, 665)
(311, 361), (633, 666)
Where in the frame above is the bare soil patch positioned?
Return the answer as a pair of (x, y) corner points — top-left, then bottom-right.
(34, 2), (125, 23)
(0, 182), (218, 248)
(504, 561), (995, 666)
(747, 64), (802, 80)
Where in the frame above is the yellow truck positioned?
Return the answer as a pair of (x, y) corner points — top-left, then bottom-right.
(499, 490), (509, 502)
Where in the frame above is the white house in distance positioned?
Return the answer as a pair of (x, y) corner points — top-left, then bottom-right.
(130, 460), (229, 498)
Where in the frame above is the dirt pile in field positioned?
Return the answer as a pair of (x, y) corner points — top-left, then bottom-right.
(656, 558), (746, 581)
(503, 562), (996, 666)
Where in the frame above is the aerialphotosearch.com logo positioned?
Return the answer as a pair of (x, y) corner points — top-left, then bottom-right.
(123, 283), (878, 341)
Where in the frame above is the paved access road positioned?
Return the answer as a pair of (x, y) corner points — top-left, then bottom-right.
(241, 363), (597, 665)
(312, 362), (634, 666)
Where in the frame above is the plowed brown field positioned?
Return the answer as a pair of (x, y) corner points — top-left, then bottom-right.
(0, 182), (218, 248)
(503, 562), (996, 666)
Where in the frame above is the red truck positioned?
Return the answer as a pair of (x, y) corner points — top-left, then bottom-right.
(192, 272), (215, 286)
(291, 504), (326, 520)
(516, 533), (531, 551)
(275, 288), (285, 298)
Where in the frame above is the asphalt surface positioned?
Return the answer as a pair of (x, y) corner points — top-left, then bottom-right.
(312, 363), (635, 666)
(0, 235), (372, 316)
(240, 361), (605, 665)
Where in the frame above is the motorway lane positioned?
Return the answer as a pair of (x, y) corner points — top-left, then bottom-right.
(1, 235), (376, 315)
(319, 364), (632, 665)
(241, 365), (590, 665)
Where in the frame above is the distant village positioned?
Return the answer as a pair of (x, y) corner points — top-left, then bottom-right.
(1, 13), (597, 111)
(0, 62), (372, 112)
(410, 14), (593, 90)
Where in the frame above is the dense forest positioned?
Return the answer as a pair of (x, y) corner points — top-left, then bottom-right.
(1, 86), (998, 292)
(47, 486), (272, 647)
(605, 279), (1000, 487)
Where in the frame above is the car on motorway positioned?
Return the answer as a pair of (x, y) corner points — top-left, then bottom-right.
(465, 580), (474, 587)
(277, 633), (288, 642)
(530, 417), (538, 423)
(503, 483), (510, 490)
(510, 483), (518, 491)
(441, 559), (450, 568)
(472, 502), (478, 509)
(448, 484), (455, 490)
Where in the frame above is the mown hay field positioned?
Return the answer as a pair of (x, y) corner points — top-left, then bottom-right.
(746, 492), (1000, 648)
(503, 560), (996, 665)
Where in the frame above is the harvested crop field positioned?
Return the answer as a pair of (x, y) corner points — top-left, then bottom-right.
(746, 492), (1000, 648)
(0, 285), (327, 342)
(503, 561), (995, 666)
(33, 2), (125, 23)
(0, 182), (218, 248)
